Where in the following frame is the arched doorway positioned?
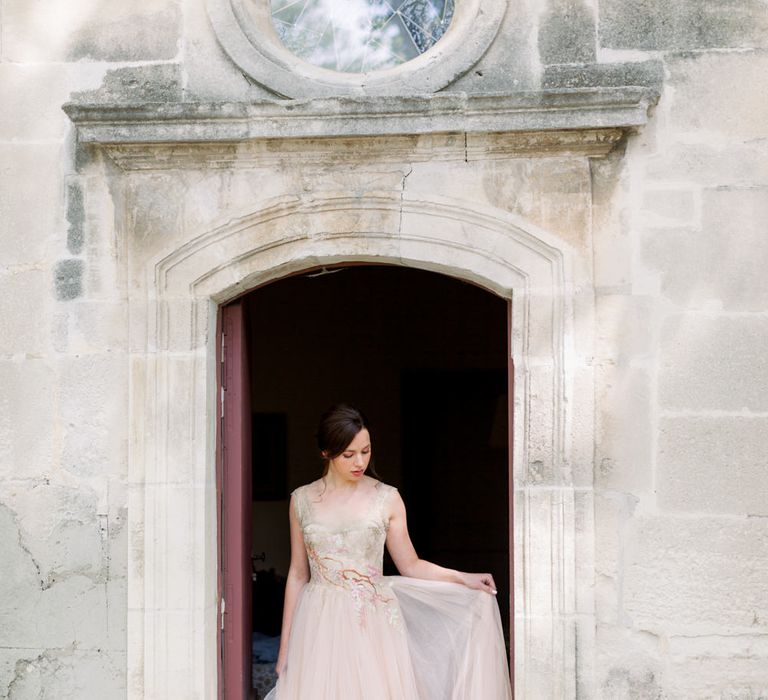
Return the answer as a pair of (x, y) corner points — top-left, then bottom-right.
(219, 264), (513, 698)
(124, 191), (579, 699)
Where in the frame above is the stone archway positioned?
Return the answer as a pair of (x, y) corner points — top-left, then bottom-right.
(126, 190), (589, 698)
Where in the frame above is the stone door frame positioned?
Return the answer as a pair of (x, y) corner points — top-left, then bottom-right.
(124, 191), (581, 698)
(64, 88), (656, 698)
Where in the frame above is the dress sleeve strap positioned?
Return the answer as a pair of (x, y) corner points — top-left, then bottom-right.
(291, 486), (304, 527)
(376, 483), (398, 530)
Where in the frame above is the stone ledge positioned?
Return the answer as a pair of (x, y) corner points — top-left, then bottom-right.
(63, 88), (658, 147)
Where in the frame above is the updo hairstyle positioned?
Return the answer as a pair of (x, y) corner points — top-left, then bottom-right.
(315, 403), (380, 480)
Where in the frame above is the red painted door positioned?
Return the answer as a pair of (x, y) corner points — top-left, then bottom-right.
(219, 301), (252, 699)
(507, 299), (515, 688)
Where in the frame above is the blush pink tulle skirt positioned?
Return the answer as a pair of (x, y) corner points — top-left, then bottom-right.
(264, 575), (512, 699)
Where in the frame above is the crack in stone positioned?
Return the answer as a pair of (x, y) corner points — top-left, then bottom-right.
(0, 503), (110, 593)
(41, 564), (108, 591)
(3, 644), (84, 699)
(397, 165), (413, 238)
(0, 504), (45, 591)
(101, 513), (111, 634)
(6, 650), (52, 700)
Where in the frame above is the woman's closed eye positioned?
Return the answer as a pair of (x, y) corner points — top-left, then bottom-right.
(343, 450), (370, 458)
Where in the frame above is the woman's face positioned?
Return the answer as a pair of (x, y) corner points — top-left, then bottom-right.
(326, 428), (371, 483)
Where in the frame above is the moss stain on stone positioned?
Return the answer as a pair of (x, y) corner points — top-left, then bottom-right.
(54, 259), (84, 301)
(66, 181), (84, 255)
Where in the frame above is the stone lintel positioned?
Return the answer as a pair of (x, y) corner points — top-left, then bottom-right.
(97, 128), (625, 171)
(63, 88), (658, 153)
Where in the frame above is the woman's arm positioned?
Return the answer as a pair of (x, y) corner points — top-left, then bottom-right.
(275, 494), (310, 676)
(385, 489), (497, 594)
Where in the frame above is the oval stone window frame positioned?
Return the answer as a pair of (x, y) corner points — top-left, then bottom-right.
(206, 0), (507, 97)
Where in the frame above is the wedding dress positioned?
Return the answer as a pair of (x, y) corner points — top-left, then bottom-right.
(264, 479), (512, 699)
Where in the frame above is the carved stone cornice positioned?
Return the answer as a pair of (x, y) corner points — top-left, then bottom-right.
(95, 128), (623, 171)
(63, 88), (657, 170)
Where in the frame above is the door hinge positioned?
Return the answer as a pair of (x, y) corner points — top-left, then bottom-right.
(220, 597), (226, 630)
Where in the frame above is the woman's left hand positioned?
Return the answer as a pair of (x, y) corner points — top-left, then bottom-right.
(459, 571), (498, 595)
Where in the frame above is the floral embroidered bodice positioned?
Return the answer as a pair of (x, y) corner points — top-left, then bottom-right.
(292, 480), (402, 629)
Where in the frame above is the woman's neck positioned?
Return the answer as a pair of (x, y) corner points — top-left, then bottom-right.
(322, 471), (364, 491)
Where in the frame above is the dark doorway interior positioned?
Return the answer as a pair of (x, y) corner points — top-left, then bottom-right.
(239, 264), (510, 697)
(401, 368), (509, 615)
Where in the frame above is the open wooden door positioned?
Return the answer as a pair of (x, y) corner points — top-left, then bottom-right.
(218, 301), (253, 699)
(507, 298), (515, 690)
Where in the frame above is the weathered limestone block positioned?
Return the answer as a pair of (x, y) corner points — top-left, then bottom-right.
(176, 163), (410, 245)
(595, 365), (653, 492)
(569, 366), (597, 487)
(125, 173), (186, 265)
(72, 64), (183, 106)
(639, 188), (697, 228)
(53, 260), (84, 302)
(0, 481), (127, 664)
(0, 502), (42, 642)
(0, 483), (125, 651)
(474, 157), (592, 250)
(0, 271), (50, 357)
(658, 416), (768, 515)
(700, 187), (768, 311)
(60, 354), (128, 478)
(595, 626), (665, 699)
(623, 516), (768, 633)
(574, 489), (597, 616)
(659, 315), (768, 410)
(65, 180), (85, 256)
(2, 486), (105, 588)
(599, 0), (768, 51)
(589, 166), (631, 288)
(433, 3), (538, 93)
(666, 52), (768, 141)
(595, 294), (658, 363)
(599, 663), (665, 700)
(594, 572), (620, 629)
(183, 0), (275, 101)
(0, 646), (126, 700)
(0, 144), (63, 267)
(594, 494), (628, 583)
(644, 141), (768, 188)
(52, 301), (128, 355)
(642, 217), (768, 311)
(538, 0), (596, 65)
(0, 64), (105, 141)
(666, 634), (768, 698)
(517, 367), (559, 485)
(0, 361), (55, 479)
(1, 0), (181, 62)
(543, 60), (664, 90)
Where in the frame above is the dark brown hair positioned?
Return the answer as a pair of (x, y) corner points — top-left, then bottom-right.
(316, 403), (380, 480)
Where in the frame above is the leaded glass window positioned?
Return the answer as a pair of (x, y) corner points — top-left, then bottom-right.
(269, 0), (456, 73)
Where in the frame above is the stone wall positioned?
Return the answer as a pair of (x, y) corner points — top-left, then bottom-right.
(1, 0), (767, 698)
(591, 60), (768, 700)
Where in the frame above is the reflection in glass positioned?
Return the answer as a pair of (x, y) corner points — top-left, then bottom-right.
(269, 0), (455, 73)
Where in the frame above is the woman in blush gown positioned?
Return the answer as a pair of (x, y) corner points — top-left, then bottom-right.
(264, 404), (512, 700)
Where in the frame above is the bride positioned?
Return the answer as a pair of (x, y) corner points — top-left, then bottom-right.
(265, 404), (512, 699)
